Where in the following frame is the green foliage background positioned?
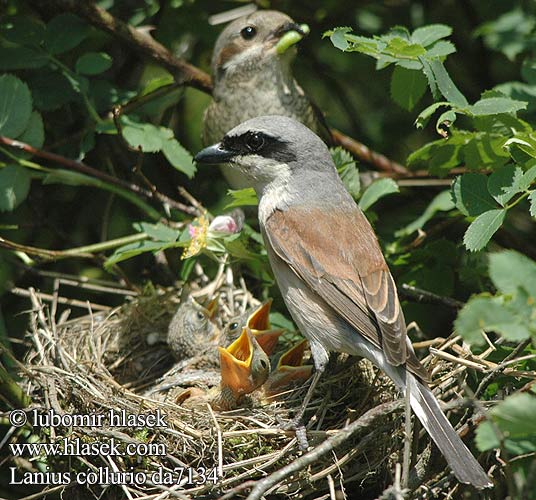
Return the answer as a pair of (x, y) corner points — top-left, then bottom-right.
(1, 0), (536, 497)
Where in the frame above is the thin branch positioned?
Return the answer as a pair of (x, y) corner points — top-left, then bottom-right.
(400, 283), (464, 310)
(244, 399), (404, 500)
(0, 136), (196, 215)
(331, 129), (410, 175)
(31, 0), (212, 94)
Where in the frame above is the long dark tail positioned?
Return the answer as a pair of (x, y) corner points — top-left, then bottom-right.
(406, 373), (492, 489)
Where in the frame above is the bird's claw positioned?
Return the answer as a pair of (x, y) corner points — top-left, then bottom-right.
(276, 415), (309, 450)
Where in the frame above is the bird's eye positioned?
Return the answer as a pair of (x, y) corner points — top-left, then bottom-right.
(196, 311), (205, 321)
(229, 322), (239, 332)
(245, 133), (264, 152)
(240, 25), (257, 40)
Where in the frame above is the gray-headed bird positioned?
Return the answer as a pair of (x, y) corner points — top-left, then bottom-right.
(194, 115), (492, 489)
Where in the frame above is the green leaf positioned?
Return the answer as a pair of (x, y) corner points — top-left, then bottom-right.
(0, 165), (32, 212)
(411, 24), (452, 46)
(0, 74), (33, 138)
(105, 239), (184, 269)
(463, 208), (506, 252)
(358, 178), (399, 211)
(328, 27), (351, 51)
(75, 52), (112, 75)
(487, 165), (521, 206)
(226, 188), (258, 209)
(28, 72), (77, 111)
(414, 102), (449, 129)
(455, 295), (524, 345)
(396, 190), (454, 236)
(529, 191), (536, 217)
(133, 222), (180, 242)
(451, 173), (498, 216)
(463, 135), (509, 170)
(518, 164), (536, 191)
(390, 66), (427, 111)
(385, 38), (426, 58)
(0, 47), (48, 70)
(45, 14), (90, 55)
(0, 16), (46, 46)
(469, 97), (527, 116)
(425, 40), (456, 59)
(17, 111), (44, 159)
(331, 147), (360, 197)
(420, 57), (440, 100)
(162, 138), (196, 178)
(476, 393), (536, 454)
(489, 250), (536, 297)
(429, 59), (468, 108)
(122, 119), (166, 152)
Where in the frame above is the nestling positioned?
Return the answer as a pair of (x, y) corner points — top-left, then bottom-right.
(194, 115), (492, 489)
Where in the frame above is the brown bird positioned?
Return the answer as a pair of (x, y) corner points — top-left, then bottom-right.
(195, 116), (492, 488)
(179, 327), (271, 410)
(203, 10), (330, 189)
(220, 299), (283, 355)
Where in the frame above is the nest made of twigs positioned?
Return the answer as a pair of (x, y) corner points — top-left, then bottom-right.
(9, 265), (488, 500)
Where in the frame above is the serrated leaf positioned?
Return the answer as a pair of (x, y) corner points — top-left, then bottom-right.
(390, 66), (427, 111)
(425, 40), (456, 58)
(226, 188), (258, 209)
(451, 173), (498, 216)
(328, 27), (351, 51)
(121, 118), (166, 153)
(463, 135), (509, 170)
(0, 47), (48, 70)
(0, 74), (33, 138)
(487, 165), (521, 206)
(0, 165), (32, 212)
(455, 295), (522, 345)
(529, 191), (536, 217)
(396, 190), (454, 236)
(429, 59), (468, 108)
(415, 102), (449, 129)
(489, 250), (536, 297)
(463, 208), (506, 252)
(133, 222), (180, 242)
(420, 57), (440, 100)
(331, 147), (360, 197)
(469, 97), (527, 116)
(45, 14), (90, 55)
(518, 164), (536, 191)
(385, 37), (426, 58)
(411, 24), (452, 46)
(162, 138), (196, 178)
(75, 52), (112, 75)
(358, 178), (399, 211)
(476, 393), (536, 454)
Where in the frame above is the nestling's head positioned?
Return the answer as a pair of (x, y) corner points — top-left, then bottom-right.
(195, 115), (332, 192)
(211, 10), (307, 82)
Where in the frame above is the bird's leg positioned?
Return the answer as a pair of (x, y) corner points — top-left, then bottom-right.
(277, 367), (324, 450)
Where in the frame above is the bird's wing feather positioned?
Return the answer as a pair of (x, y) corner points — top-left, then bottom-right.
(264, 206), (429, 380)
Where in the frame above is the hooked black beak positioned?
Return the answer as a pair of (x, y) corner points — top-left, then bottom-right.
(194, 143), (236, 164)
